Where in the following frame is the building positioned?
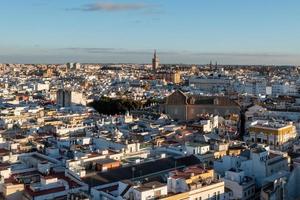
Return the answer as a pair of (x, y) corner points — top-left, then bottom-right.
(163, 90), (240, 121)
(71, 91), (86, 106)
(74, 62), (81, 70)
(244, 79), (267, 96)
(152, 50), (160, 70)
(214, 146), (290, 188)
(156, 71), (181, 84)
(83, 155), (201, 187)
(247, 120), (297, 150)
(189, 76), (231, 92)
(185, 142), (210, 155)
(223, 169), (255, 200)
(91, 180), (168, 200)
(43, 68), (53, 78)
(56, 89), (86, 107)
(261, 178), (287, 200)
(22, 173), (88, 200)
(56, 89), (71, 107)
(162, 165), (227, 200)
(66, 62), (74, 69)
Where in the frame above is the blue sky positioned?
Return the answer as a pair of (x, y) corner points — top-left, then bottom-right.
(1, 0), (300, 64)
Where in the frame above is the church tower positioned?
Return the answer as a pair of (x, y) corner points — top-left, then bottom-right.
(152, 50), (160, 70)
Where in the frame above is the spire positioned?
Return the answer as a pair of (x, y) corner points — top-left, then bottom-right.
(152, 49), (159, 70)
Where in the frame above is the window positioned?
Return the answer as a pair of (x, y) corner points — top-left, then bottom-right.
(257, 138), (262, 143)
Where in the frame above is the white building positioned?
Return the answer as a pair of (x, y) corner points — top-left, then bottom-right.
(244, 79), (267, 96)
(71, 91), (86, 106)
(185, 142), (210, 155)
(223, 169), (255, 200)
(189, 76), (231, 91)
(214, 146), (290, 187)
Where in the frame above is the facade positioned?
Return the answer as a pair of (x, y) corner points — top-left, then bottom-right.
(131, 181), (168, 200)
(189, 76), (231, 92)
(244, 79), (267, 96)
(156, 71), (181, 84)
(163, 90), (240, 121)
(185, 142), (210, 155)
(271, 81), (298, 96)
(22, 174), (88, 200)
(224, 169), (255, 200)
(247, 121), (297, 150)
(57, 89), (86, 107)
(260, 178), (286, 200)
(71, 91), (86, 106)
(163, 165), (227, 200)
(214, 146), (290, 188)
(56, 89), (71, 107)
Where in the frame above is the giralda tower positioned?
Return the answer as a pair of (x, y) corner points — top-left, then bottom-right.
(152, 50), (160, 70)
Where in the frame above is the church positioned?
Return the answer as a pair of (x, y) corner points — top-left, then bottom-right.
(162, 90), (240, 121)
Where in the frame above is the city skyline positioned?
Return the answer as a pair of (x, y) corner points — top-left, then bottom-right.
(1, 1), (300, 198)
(1, 0), (300, 65)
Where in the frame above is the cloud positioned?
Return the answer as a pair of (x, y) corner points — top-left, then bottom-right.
(73, 2), (152, 12)
(61, 48), (298, 57)
(11, 47), (294, 65)
(62, 47), (150, 54)
(187, 52), (296, 58)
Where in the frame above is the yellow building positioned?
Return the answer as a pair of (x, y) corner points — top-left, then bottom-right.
(248, 121), (297, 149)
(156, 71), (181, 84)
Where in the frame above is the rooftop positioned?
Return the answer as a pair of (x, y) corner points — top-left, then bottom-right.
(83, 155), (200, 187)
(135, 181), (166, 192)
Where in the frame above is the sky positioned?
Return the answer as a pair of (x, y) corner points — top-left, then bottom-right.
(1, 0), (300, 65)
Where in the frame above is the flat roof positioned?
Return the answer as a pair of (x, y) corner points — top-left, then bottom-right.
(135, 181), (166, 192)
(83, 155), (201, 187)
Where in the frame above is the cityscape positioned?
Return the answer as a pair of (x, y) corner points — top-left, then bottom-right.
(1, 1), (300, 200)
